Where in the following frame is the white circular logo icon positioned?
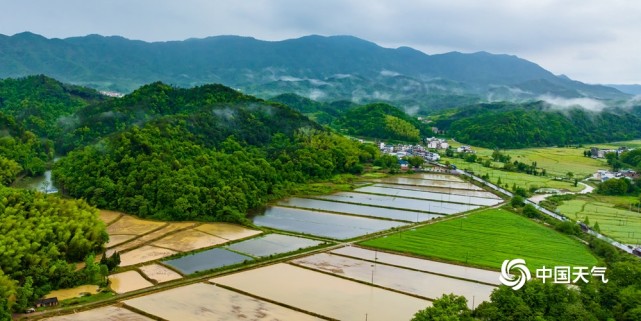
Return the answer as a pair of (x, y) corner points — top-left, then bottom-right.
(499, 259), (531, 290)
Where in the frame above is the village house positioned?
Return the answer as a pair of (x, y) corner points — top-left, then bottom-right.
(35, 297), (59, 308)
(456, 145), (474, 153)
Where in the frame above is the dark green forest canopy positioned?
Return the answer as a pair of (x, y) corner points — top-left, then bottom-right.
(434, 101), (641, 148)
(0, 112), (52, 177)
(0, 187), (107, 311)
(0, 75), (106, 138)
(53, 84), (373, 222)
(335, 103), (429, 142)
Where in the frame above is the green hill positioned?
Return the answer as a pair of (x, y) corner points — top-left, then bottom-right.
(336, 103), (428, 142)
(53, 83), (374, 222)
(434, 101), (641, 148)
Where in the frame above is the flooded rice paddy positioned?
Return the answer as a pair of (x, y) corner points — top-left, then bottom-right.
(317, 192), (480, 214)
(253, 206), (406, 239)
(151, 229), (227, 252)
(332, 246), (501, 285)
(124, 282), (323, 321)
(278, 197), (443, 222)
(105, 215), (165, 236)
(292, 252), (494, 308)
(194, 222), (262, 240)
(374, 182), (501, 198)
(163, 248), (252, 274)
(45, 284), (99, 301)
(355, 185), (502, 206)
(119, 245), (178, 267)
(43, 306), (153, 321)
(108, 270), (153, 294)
(211, 263), (430, 321)
(139, 264), (183, 283)
(373, 177), (483, 190)
(227, 233), (323, 257)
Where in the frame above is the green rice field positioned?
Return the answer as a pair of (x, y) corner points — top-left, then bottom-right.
(557, 198), (641, 245)
(360, 208), (598, 271)
(446, 158), (585, 192)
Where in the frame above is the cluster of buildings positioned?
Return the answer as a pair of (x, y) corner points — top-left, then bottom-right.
(379, 142), (441, 162)
(425, 137), (449, 149)
(593, 169), (639, 182)
(589, 146), (629, 158)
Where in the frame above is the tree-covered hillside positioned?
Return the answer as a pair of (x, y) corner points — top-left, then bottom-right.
(336, 103), (428, 142)
(0, 75), (106, 138)
(53, 83), (376, 222)
(434, 101), (641, 148)
(0, 112), (52, 179)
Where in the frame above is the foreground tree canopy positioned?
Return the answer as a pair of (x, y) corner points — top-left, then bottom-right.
(0, 187), (108, 312)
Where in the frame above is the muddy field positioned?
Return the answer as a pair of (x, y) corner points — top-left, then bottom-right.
(43, 306), (153, 321)
(124, 282), (323, 321)
(108, 270), (153, 294)
(139, 264), (183, 283)
(211, 263), (429, 321)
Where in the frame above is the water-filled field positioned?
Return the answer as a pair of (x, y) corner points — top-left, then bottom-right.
(163, 248), (252, 274)
(124, 283), (323, 321)
(106, 215), (165, 235)
(139, 264), (183, 282)
(355, 185), (502, 206)
(278, 197), (443, 222)
(373, 177), (483, 190)
(252, 206), (407, 239)
(227, 233), (323, 257)
(332, 246), (501, 285)
(317, 192), (480, 214)
(374, 183), (501, 199)
(45, 284), (99, 301)
(194, 223), (262, 240)
(108, 270), (153, 294)
(211, 263), (430, 321)
(119, 245), (178, 267)
(151, 229), (227, 252)
(292, 253), (495, 308)
(43, 306), (153, 321)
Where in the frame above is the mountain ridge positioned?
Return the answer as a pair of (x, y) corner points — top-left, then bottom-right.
(0, 32), (628, 112)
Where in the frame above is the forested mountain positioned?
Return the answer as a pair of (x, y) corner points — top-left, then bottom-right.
(0, 112), (52, 179)
(0, 32), (628, 113)
(434, 101), (641, 148)
(335, 103), (428, 142)
(0, 75), (106, 138)
(53, 82), (375, 222)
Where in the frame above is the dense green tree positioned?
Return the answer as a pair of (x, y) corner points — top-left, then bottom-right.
(0, 187), (107, 310)
(335, 103), (427, 142)
(411, 294), (473, 321)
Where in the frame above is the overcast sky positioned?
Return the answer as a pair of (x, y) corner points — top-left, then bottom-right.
(1, 0), (639, 84)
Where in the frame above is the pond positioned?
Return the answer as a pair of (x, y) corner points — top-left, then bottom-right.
(227, 233), (323, 257)
(355, 185), (502, 206)
(252, 206), (407, 239)
(316, 192), (480, 215)
(162, 248), (252, 274)
(12, 170), (58, 193)
(278, 197), (443, 222)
